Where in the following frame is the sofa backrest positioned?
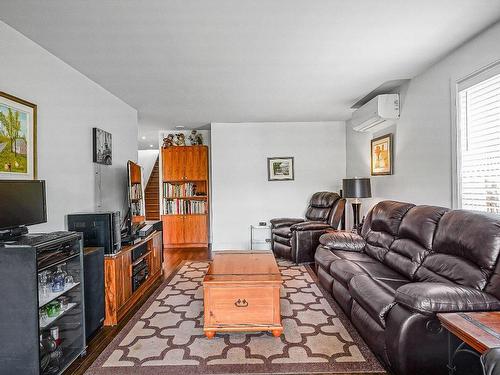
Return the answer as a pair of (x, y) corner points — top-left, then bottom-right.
(385, 205), (448, 279)
(305, 192), (340, 222)
(361, 200), (415, 262)
(327, 198), (346, 228)
(415, 210), (500, 292)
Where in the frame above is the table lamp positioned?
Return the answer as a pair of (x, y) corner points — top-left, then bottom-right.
(342, 178), (372, 230)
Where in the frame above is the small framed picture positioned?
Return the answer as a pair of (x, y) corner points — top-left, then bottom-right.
(371, 133), (393, 175)
(0, 92), (37, 180)
(268, 157), (294, 181)
(93, 127), (112, 165)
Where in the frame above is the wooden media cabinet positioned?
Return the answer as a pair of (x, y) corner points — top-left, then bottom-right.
(104, 231), (162, 325)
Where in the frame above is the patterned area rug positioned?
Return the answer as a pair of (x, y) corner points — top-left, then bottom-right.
(86, 260), (386, 374)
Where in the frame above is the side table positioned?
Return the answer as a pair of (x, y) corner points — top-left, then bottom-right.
(438, 311), (500, 375)
(250, 225), (272, 250)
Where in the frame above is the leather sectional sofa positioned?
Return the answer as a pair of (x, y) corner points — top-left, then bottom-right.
(315, 200), (500, 375)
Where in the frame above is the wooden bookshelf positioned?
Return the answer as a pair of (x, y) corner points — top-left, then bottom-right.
(128, 161), (145, 222)
(161, 146), (209, 248)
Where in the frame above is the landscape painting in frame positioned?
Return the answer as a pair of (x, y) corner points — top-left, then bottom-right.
(371, 133), (393, 175)
(0, 92), (37, 180)
(93, 127), (112, 165)
(268, 157), (294, 181)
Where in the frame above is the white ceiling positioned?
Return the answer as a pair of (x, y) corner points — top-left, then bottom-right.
(1, 1), (500, 149)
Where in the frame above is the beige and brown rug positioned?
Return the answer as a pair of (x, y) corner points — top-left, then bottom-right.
(86, 260), (386, 374)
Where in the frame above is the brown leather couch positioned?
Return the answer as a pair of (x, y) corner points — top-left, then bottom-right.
(270, 192), (345, 264)
(315, 200), (500, 375)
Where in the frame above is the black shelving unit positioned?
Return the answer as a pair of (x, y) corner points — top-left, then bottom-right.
(0, 232), (86, 374)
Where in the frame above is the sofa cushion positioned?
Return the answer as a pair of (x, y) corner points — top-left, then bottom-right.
(384, 205), (448, 279)
(330, 259), (406, 288)
(273, 235), (291, 246)
(330, 250), (374, 263)
(370, 201), (415, 237)
(329, 260), (367, 287)
(395, 282), (500, 315)
(350, 300), (388, 362)
(319, 231), (366, 251)
(349, 275), (396, 328)
(273, 241), (291, 259)
(315, 246), (373, 272)
(305, 192), (340, 222)
(398, 205), (449, 250)
(361, 201), (414, 263)
(270, 218), (304, 228)
(273, 227), (292, 238)
(315, 246), (341, 271)
(416, 210), (500, 290)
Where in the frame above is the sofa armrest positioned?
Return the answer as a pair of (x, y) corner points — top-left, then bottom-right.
(482, 347), (500, 375)
(290, 221), (331, 231)
(395, 282), (500, 315)
(270, 218), (304, 228)
(318, 231), (366, 252)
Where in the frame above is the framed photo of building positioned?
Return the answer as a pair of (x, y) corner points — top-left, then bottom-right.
(268, 157), (294, 181)
(371, 133), (393, 175)
(0, 92), (37, 180)
(93, 127), (112, 165)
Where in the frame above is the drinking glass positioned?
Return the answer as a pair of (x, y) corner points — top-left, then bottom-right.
(64, 275), (74, 285)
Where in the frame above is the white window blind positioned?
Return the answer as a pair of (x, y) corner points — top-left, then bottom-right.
(458, 71), (500, 213)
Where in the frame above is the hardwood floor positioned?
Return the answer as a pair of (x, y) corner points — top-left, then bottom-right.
(64, 246), (210, 375)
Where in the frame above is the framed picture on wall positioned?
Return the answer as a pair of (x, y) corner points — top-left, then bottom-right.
(371, 133), (393, 175)
(268, 157), (294, 181)
(93, 127), (112, 165)
(0, 92), (37, 180)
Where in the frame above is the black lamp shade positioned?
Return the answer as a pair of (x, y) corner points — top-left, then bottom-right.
(343, 178), (371, 198)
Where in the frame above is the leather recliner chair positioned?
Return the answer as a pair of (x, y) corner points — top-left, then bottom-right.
(270, 191), (345, 264)
(315, 200), (500, 375)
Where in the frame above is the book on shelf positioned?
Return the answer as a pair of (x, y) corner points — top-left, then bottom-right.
(131, 201), (143, 216)
(163, 182), (197, 198)
(130, 184), (142, 200)
(163, 198), (207, 215)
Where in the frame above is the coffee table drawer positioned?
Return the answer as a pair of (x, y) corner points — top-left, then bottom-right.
(206, 287), (275, 325)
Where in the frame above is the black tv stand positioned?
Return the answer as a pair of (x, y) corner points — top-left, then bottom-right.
(0, 226), (28, 242)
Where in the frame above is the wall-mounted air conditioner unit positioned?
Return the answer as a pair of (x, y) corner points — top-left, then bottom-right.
(351, 94), (400, 132)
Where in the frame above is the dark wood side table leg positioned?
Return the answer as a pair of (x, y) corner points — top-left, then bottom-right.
(447, 331), (457, 375)
(447, 333), (482, 375)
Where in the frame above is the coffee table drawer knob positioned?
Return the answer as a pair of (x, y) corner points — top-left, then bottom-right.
(234, 299), (248, 307)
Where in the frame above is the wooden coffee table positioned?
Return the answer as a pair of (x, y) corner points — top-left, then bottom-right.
(202, 251), (283, 338)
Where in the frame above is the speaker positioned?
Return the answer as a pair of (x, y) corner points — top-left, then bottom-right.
(83, 247), (105, 341)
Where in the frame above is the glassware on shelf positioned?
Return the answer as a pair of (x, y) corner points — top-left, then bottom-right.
(39, 308), (49, 326)
(38, 271), (51, 298)
(51, 265), (65, 292)
(64, 274), (74, 285)
(46, 301), (60, 318)
(58, 296), (69, 311)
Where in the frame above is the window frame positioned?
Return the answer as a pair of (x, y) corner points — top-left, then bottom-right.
(451, 60), (500, 209)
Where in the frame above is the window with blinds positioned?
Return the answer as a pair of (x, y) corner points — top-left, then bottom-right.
(458, 71), (500, 213)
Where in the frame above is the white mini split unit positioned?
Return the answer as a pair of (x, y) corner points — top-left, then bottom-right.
(351, 94), (400, 132)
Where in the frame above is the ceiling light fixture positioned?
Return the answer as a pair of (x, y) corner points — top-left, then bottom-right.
(175, 125), (185, 129)
(150, 144), (154, 148)
(141, 136), (146, 140)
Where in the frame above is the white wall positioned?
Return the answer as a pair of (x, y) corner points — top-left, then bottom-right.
(211, 122), (346, 250)
(0, 21), (138, 231)
(346, 21), (500, 220)
(138, 149), (159, 184)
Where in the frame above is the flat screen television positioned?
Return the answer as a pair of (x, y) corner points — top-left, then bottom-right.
(0, 180), (47, 231)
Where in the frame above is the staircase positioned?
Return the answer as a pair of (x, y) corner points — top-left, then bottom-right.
(145, 157), (160, 220)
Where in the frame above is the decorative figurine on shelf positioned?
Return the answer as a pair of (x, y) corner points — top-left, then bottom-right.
(175, 133), (186, 146)
(162, 134), (175, 148)
(188, 130), (204, 145)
